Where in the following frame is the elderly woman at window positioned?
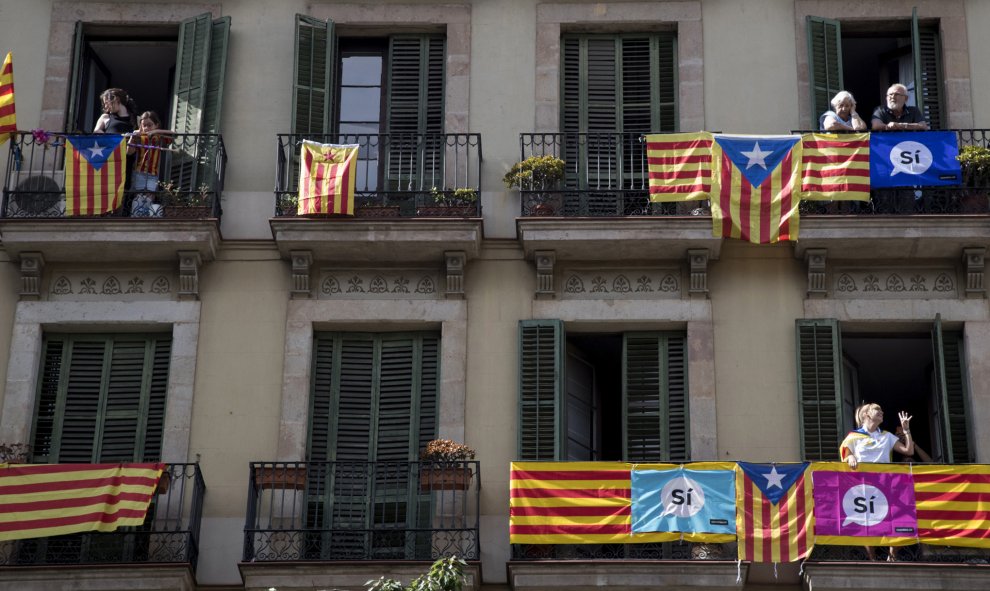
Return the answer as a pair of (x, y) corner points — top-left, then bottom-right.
(820, 91), (867, 132)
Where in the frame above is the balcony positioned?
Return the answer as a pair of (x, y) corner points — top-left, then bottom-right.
(0, 463), (205, 591)
(270, 133), (483, 265)
(0, 132), (225, 264)
(240, 460), (481, 590)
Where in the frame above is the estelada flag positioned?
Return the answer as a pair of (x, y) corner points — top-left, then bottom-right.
(709, 135), (802, 244)
(801, 133), (871, 201)
(0, 52), (15, 145)
(64, 134), (127, 216)
(0, 463), (165, 541)
(298, 141), (358, 215)
(645, 132), (712, 202)
(736, 462), (813, 563)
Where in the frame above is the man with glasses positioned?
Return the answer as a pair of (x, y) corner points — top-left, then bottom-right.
(871, 83), (930, 131)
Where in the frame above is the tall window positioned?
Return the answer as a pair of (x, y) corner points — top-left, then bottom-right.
(518, 320), (688, 462)
(31, 334), (172, 463)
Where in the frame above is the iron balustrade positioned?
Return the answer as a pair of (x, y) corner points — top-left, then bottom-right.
(1, 131), (226, 220)
(518, 130), (990, 217)
(274, 133), (482, 218)
(244, 460), (480, 562)
(0, 463), (206, 569)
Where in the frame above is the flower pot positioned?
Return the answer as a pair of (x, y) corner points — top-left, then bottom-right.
(416, 205), (477, 217)
(253, 466), (307, 490)
(419, 466), (473, 491)
(164, 205), (212, 219)
(155, 471), (171, 495)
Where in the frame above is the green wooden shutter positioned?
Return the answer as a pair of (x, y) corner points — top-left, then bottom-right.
(806, 16), (843, 129)
(292, 15), (336, 136)
(201, 16), (230, 135)
(940, 331), (972, 463)
(30, 334), (170, 464)
(622, 333), (688, 462)
(65, 21), (86, 133)
(796, 319), (844, 460)
(170, 13), (213, 191)
(916, 26), (944, 129)
(518, 320), (564, 460)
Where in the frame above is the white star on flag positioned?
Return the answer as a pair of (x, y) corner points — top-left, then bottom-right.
(741, 142), (772, 170)
(86, 143), (106, 158)
(763, 466), (785, 489)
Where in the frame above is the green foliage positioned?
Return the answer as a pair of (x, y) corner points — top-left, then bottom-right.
(431, 187), (478, 206)
(366, 556), (468, 591)
(502, 155), (565, 190)
(958, 145), (990, 182)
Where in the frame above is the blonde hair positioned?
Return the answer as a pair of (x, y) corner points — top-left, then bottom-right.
(856, 403), (882, 428)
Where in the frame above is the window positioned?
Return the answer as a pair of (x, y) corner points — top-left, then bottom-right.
(807, 11), (943, 129)
(796, 318), (971, 463)
(305, 332), (439, 559)
(518, 320), (688, 462)
(30, 333), (172, 463)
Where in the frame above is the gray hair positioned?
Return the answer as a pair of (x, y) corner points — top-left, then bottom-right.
(830, 90), (855, 110)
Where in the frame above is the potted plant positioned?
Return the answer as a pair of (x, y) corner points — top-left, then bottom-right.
(503, 155), (565, 216)
(418, 187), (479, 217)
(252, 463), (308, 490)
(0, 442), (30, 464)
(366, 555), (468, 591)
(419, 438), (475, 491)
(957, 145), (990, 213)
(160, 181), (213, 218)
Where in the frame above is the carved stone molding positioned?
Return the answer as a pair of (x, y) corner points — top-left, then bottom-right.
(833, 267), (957, 299)
(535, 251), (556, 299)
(318, 270), (440, 300)
(445, 251), (466, 299)
(19, 252), (44, 301)
(687, 249), (709, 299)
(561, 269), (680, 300)
(49, 272), (174, 301)
(963, 247), (986, 299)
(805, 249), (828, 299)
(290, 250), (314, 300)
(177, 251), (202, 301)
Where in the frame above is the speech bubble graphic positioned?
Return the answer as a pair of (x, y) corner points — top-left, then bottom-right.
(657, 476), (705, 519)
(841, 483), (889, 527)
(889, 140), (933, 176)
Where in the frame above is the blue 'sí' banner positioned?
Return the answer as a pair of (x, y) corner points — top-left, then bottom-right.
(631, 466), (736, 535)
(870, 131), (961, 188)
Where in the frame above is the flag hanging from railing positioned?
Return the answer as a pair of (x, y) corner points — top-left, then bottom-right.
(913, 464), (990, 548)
(710, 135), (802, 243)
(0, 52), (15, 145)
(630, 462), (736, 540)
(812, 463), (918, 546)
(298, 141), (359, 215)
(0, 463), (165, 542)
(801, 133), (871, 201)
(736, 462), (813, 563)
(869, 131), (962, 188)
(645, 132), (713, 202)
(64, 134), (127, 216)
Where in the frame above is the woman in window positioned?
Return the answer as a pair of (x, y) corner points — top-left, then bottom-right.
(820, 91), (867, 132)
(93, 88), (137, 134)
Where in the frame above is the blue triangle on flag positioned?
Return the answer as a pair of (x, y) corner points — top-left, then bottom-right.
(67, 135), (123, 171)
(738, 462), (808, 505)
(714, 136), (799, 187)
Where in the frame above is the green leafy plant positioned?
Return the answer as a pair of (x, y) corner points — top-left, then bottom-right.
(958, 145), (990, 184)
(366, 556), (468, 591)
(430, 187), (478, 206)
(420, 439), (475, 462)
(502, 155), (565, 190)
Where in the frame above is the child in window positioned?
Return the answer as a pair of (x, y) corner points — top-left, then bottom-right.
(129, 111), (174, 217)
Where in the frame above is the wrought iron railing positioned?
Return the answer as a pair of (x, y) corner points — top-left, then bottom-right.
(518, 130), (990, 217)
(1, 132), (226, 219)
(0, 463), (206, 569)
(244, 460), (480, 562)
(808, 544), (990, 564)
(274, 133), (482, 218)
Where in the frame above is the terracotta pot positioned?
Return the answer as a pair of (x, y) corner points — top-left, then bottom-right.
(416, 206), (477, 217)
(253, 466), (307, 490)
(419, 466), (473, 491)
(355, 206), (401, 218)
(163, 205), (212, 219)
(155, 471), (171, 494)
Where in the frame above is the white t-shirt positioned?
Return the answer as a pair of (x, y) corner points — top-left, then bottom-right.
(841, 429), (899, 464)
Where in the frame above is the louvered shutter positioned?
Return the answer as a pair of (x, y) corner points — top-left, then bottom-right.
(292, 15), (336, 136)
(518, 320), (563, 460)
(170, 14), (213, 191)
(623, 333), (689, 462)
(796, 319), (844, 460)
(806, 16), (843, 129)
(65, 21), (86, 132)
(940, 331), (972, 463)
(916, 27), (944, 129)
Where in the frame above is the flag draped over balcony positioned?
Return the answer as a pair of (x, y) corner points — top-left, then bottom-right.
(812, 464), (918, 546)
(801, 133), (871, 201)
(298, 141), (358, 215)
(869, 131), (962, 188)
(913, 464), (990, 547)
(735, 462), (813, 563)
(0, 463), (165, 542)
(0, 52), (15, 145)
(64, 134), (127, 216)
(645, 133), (712, 202)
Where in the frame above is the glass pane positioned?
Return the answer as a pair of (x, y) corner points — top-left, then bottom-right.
(357, 159), (378, 191)
(341, 55), (383, 86)
(339, 122), (380, 136)
(340, 87), (382, 123)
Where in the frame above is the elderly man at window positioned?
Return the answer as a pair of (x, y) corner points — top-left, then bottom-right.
(871, 83), (930, 131)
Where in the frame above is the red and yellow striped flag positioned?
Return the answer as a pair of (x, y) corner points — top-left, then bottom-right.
(298, 141), (358, 215)
(64, 134), (127, 216)
(914, 464), (990, 548)
(736, 462), (813, 563)
(0, 52), (15, 145)
(645, 132), (712, 202)
(0, 463), (165, 542)
(801, 133), (871, 201)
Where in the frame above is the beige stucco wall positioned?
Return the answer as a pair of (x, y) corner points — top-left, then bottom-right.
(966, 0), (990, 126)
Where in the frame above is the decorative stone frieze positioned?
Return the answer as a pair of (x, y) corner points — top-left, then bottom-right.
(318, 270), (440, 300)
(805, 249), (828, 299)
(963, 247), (986, 299)
(177, 251), (202, 300)
(832, 267), (957, 299)
(535, 251), (556, 299)
(445, 251), (466, 299)
(560, 268), (680, 300)
(19, 252), (44, 301)
(290, 250), (313, 300)
(48, 272), (174, 301)
(687, 249), (709, 299)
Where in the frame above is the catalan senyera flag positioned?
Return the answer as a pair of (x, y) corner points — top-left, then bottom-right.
(709, 135), (802, 244)
(800, 133), (871, 201)
(736, 462), (813, 563)
(914, 464), (990, 548)
(646, 132), (712, 202)
(0, 52), (15, 145)
(64, 134), (127, 216)
(0, 463), (165, 542)
(298, 141), (358, 215)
